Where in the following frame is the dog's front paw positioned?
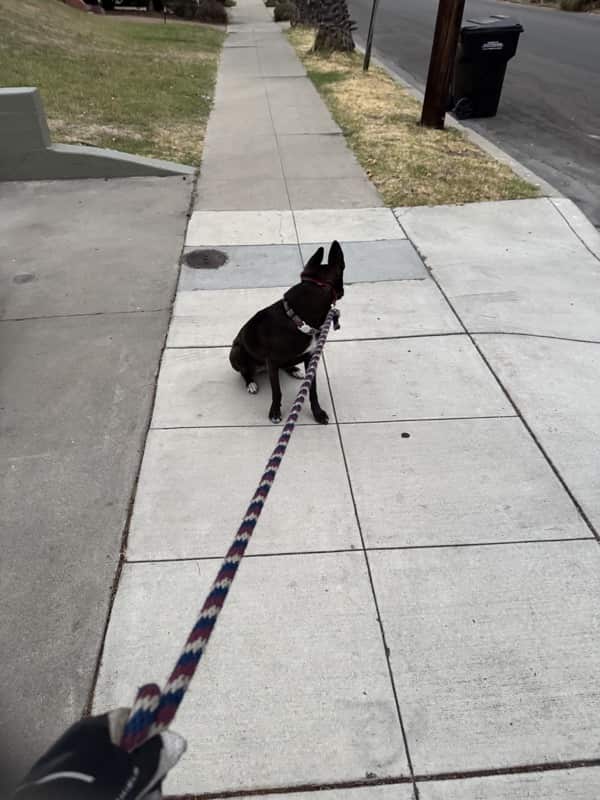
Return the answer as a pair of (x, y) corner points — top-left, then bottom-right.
(247, 381), (258, 394)
(286, 367), (303, 380)
(269, 406), (282, 424)
(313, 409), (329, 425)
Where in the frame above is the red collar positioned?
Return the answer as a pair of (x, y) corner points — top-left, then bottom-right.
(301, 273), (338, 303)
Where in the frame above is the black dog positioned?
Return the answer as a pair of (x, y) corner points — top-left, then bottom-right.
(229, 241), (345, 424)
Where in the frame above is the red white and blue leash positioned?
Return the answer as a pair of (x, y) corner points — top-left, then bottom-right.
(120, 306), (340, 752)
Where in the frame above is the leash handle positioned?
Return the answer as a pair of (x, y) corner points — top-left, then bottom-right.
(120, 307), (340, 752)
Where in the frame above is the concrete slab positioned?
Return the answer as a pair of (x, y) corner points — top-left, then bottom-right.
(259, 48), (306, 77)
(551, 197), (600, 260)
(178, 244), (303, 291)
(211, 82), (269, 107)
(294, 208), (405, 244)
(211, 80), (269, 106)
(278, 134), (368, 180)
(93, 555), (410, 794)
(370, 541), (600, 774)
(289, 178), (383, 209)
(395, 199), (584, 268)
(219, 45), (261, 76)
(434, 252), (600, 340)
(204, 112), (275, 144)
(169, 287), (281, 347)
(263, 789), (414, 800)
(420, 768), (600, 800)
(179, 240), (427, 291)
(0, 310), (170, 776)
(151, 347), (332, 428)
(261, 789), (414, 800)
(205, 106), (275, 136)
(476, 334), (600, 532)
(223, 35), (258, 48)
(0, 177), (189, 319)
(300, 240), (427, 282)
(265, 77), (329, 110)
(186, 210), (296, 247)
(325, 337), (514, 423)
(201, 135), (283, 181)
(270, 105), (340, 136)
(167, 280), (458, 347)
(330, 280), (460, 340)
(127, 425), (359, 560)
(195, 177), (291, 211)
(341, 418), (590, 548)
(396, 199), (600, 339)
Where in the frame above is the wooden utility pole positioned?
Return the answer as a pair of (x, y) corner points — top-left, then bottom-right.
(363, 0), (380, 71)
(421, 0), (466, 129)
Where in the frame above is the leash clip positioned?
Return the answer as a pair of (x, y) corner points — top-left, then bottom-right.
(332, 308), (341, 331)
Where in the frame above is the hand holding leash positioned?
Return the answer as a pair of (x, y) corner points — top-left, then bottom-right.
(14, 710), (186, 800)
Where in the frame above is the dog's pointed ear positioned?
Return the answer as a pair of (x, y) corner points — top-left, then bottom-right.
(303, 246), (324, 274)
(328, 240), (345, 270)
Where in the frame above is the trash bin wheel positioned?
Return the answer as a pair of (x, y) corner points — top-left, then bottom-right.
(453, 97), (474, 120)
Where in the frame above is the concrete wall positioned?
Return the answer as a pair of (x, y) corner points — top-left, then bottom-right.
(0, 87), (195, 181)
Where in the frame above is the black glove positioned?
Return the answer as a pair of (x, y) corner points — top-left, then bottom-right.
(14, 709), (186, 800)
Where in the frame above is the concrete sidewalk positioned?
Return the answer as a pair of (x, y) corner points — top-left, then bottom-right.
(5, 0), (600, 796)
(91, 1), (600, 797)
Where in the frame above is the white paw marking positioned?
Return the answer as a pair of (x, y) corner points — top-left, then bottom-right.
(247, 382), (258, 394)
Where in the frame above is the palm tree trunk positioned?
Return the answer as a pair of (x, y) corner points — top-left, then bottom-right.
(313, 0), (355, 52)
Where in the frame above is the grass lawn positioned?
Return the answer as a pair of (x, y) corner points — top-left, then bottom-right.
(0, 0), (225, 165)
(288, 27), (539, 207)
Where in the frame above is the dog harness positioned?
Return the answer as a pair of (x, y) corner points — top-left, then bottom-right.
(282, 298), (320, 336)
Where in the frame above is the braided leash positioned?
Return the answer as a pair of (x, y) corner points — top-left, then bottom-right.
(120, 305), (341, 752)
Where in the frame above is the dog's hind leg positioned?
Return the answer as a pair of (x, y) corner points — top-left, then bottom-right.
(230, 341), (259, 394)
(303, 354), (328, 424)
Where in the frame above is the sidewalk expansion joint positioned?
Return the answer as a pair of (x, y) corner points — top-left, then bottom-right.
(471, 331), (600, 346)
(163, 755), (600, 800)
(166, 333), (470, 349)
(1, 307), (169, 324)
(552, 201), (600, 265)
(125, 537), (596, 566)
(322, 356), (420, 797)
(149, 415), (518, 432)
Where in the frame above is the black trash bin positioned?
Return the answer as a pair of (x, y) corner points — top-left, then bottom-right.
(451, 15), (523, 120)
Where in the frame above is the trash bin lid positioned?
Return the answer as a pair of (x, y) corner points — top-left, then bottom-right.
(463, 15), (523, 34)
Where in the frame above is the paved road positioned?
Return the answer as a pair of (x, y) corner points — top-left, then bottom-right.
(349, 0), (600, 226)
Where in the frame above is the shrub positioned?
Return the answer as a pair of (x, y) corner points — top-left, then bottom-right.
(167, 0), (197, 17)
(559, 0), (595, 9)
(197, 0), (228, 22)
(167, 0), (227, 21)
(273, 0), (296, 20)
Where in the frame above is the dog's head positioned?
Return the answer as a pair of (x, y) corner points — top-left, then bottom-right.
(301, 240), (345, 301)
